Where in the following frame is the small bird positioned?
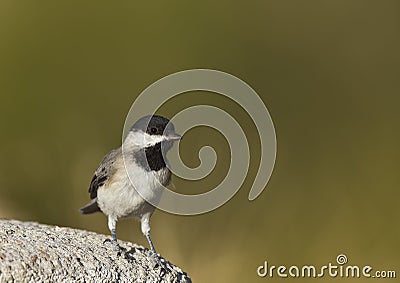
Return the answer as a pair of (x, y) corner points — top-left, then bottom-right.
(80, 115), (181, 256)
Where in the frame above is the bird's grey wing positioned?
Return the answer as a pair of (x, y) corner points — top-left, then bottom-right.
(88, 147), (121, 199)
(80, 147), (122, 214)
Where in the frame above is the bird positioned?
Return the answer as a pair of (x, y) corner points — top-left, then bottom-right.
(80, 115), (181, 256)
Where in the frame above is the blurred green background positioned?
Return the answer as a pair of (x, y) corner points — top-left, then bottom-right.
(1, 1), (399, 282)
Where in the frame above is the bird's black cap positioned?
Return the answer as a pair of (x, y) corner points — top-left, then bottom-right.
(131, 115), (177, 136)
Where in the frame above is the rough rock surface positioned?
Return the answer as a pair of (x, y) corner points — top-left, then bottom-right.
(0, 219), (191, 283)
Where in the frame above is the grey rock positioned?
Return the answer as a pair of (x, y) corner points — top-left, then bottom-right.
(0, 219), (191, 283)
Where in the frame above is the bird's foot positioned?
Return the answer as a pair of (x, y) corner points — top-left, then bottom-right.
(148, 250), (168, 272)
(103, 238), (122, 255)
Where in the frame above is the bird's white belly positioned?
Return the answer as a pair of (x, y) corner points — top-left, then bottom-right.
(97, 166), (165, 219)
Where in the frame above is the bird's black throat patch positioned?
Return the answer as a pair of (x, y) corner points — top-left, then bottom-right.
(132, 142), (166, 171)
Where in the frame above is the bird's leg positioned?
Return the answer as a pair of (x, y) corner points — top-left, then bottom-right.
(141, 214), (156, 255)
(104, 215), (121, 253)
(141, 214), (166, 270)
(108, 215), (118, 242)
(145, 233), (157, 255)
(111, 229), (117, 241)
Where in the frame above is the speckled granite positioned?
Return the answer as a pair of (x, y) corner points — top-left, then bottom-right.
(0, 219), (191, 283)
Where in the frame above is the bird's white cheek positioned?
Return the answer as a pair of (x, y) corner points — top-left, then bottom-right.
(124, 131), (166, 147)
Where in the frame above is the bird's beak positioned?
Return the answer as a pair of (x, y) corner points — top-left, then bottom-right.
(168, 133), (182, 141)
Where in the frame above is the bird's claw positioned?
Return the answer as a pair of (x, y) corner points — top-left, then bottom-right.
(148, 250), (168, 272)
(103, 238), (122, 255)
(103, 238), (113, 244)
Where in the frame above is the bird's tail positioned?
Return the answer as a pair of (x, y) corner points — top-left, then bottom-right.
(79, 198), (101, 214)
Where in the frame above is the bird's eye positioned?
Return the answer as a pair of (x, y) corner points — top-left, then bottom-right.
(150, 127), (157, 134)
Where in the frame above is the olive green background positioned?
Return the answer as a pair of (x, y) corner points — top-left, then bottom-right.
(1, 1), (399, 282)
